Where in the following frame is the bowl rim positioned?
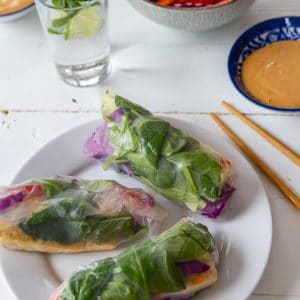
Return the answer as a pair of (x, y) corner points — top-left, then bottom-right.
(228, 16), (300, 112)
(0, 2), (34, 17)
(140, 0), (241, 11)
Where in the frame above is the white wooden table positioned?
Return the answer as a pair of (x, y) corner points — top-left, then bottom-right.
(0, 0), (299, 299)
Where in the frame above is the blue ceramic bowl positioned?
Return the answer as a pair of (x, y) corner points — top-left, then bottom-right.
(228, 16), (300, 112)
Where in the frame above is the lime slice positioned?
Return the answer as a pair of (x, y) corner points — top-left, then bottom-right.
(64, 4), (101, 41)
(49, 9), (68, 20)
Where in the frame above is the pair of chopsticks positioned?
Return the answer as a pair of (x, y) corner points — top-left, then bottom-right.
(210, 101), (300, 211)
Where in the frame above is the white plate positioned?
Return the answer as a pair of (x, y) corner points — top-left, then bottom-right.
(0, 118), (272, 300)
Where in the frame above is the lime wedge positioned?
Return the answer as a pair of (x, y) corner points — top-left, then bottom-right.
(64, 4), (101, 41)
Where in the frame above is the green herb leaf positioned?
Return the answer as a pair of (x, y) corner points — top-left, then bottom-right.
(162, 127), (187, 156)
(18, 198), (96, 244)
(118, 240), (184, 295)
(133, 118), (169, 167)
(60, 258), (116, 300)
(31, 178), (73, 199)
(87, 216), (144, 244)
(157, 221), (215, 261)
(109, 115), (138, 152)
(115, 95), (151, 116)
(100, 272), (145, 300)
(131, 157), (175, 189)
(167, 152), (221, 199)
(19, 219), (89, 244)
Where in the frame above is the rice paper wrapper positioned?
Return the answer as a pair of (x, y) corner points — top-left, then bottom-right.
(0, 176), (167, 249)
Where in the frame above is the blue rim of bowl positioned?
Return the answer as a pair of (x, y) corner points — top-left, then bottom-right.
(0, 2), (34, 18)
(228, 16), (300, 112)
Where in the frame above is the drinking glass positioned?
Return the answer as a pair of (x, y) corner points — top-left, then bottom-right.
(35, 0), (111, 87)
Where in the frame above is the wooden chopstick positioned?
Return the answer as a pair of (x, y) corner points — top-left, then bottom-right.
(210, 113), (300, 211)
(221, 101), (300, 166)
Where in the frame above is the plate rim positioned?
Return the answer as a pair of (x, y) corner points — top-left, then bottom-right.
(1, 119), (273, 300)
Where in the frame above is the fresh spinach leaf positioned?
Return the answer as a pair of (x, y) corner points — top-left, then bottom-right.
(60, 258), (116, 300)
(18, 198), (96, 244)
(19, 219), (89, 244)
(134, 118), (169, 167)
(18, 197), (144, 245)
(167, 152), (221, 199)
(131, 157), (175, 189)
(115, 95), (151, 116)
(148, 247), (184, 293)
(162, 127), (187, 156)
(87, 216), (143, 244)
(191, 171), (220, 199)
(109, 117), (138, 152)
(118, 240), (184, 295)
(157, 221), (215, 261)
(100, 272), (145, 300)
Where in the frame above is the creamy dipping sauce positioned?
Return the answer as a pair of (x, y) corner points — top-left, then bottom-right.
(0, 0), (33, 15)
(241, 40), (300, 109)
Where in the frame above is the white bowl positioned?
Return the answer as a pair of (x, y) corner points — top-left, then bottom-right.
(127, 0), (255, 31)
(0, 3), (34, 23)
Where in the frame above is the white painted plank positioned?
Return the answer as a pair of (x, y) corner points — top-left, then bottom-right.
(252, 0), (300, 10)
(0, 1), (300, 113)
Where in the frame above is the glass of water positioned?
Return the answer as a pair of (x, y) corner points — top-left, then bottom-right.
(36, 0), (111, 87)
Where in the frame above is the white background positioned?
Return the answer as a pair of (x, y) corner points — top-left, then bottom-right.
(0, 0), (299, 299)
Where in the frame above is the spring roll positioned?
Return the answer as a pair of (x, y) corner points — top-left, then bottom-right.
(0, 177), (166, 253)
(84, 92), (235, 218)
(51, 219), (218, 300)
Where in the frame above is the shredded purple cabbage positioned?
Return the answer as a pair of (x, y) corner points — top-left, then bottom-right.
(117, 163), (133, 176)
(145, 193), (155, 207)
(110, 108), (124, 123)
(176, 260), (210, 278)
(0, 191), (25, 212)
(83, 121), (114, 159)
(201, 184), (236, 218)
